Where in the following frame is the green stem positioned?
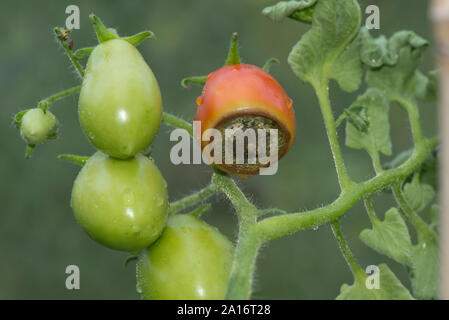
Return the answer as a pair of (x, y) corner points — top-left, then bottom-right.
(169, 184), (218, 215)
(330, 220), (365, 278)
(38, 86), (81, 111)
(255, 137), (438, 242)
(186, 203), (212, 218)
(314, 82), (353, 191)
(54, 28), (85, 78)
(363, 197), (379, 224)
(225, 227), (261, 300)
(335, 113), (347, 128)
(212, 171), (259, 299)
(392, 183), (437, 242)
(162, 112), (193, 136)
(368, 149), (383, 175)
(212, 171), (258, 224)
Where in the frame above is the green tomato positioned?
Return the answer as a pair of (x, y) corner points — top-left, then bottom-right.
(70, 151), (168, 253)
(78, 39), (162, 159)
(136, 214), (233, 300)
(20, 108), (57, 144)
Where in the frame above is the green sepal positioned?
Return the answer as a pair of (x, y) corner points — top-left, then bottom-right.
(58, 154), (90, 166)
(224, 32), (241, 66)
(73, 47), (95, 59)
(89, 14), (119, 43)
(13, 109), (30, 129)
(262, 57), (280, 72)
(181, 76), (207, 88)
(123, 30), (156, 46)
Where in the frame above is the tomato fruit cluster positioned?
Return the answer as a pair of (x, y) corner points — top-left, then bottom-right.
(68, 18), (234, 300)
(70, 27), (168, 253)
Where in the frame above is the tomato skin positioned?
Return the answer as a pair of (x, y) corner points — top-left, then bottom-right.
(78, 39), (162, 159)
(20, 108), (57, 144)
(136, 214), (233, 300)
(193, 64), (295, 176)
(70, 151), (168, 253)
(194, 64), (295, 146)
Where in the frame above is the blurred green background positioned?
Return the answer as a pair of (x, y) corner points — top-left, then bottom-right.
(0, 0), (437, 299)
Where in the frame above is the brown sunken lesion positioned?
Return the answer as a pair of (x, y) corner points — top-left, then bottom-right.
(212, 113), (290, 175)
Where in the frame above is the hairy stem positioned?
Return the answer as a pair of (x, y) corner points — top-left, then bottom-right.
(392, 183), (437, 242)
(38, 86), (81, 111)
(314, 82), (353, 191)
(54, 28), (85, 78)
(225, 227), (261, 300)
(212, 171), (259, 299)
(363, 197), (379, 224)
(256, 137), (438, 242)
(331, 220), (365, 278)
(162, 112), (193, 136)
(169, 184), (218, 215)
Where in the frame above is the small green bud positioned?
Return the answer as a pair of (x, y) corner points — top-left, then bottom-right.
(20, 108), (57, 144)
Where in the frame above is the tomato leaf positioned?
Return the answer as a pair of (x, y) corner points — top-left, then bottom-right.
(364, 29), (430, 102)
(287, 0), (362, 92)
(336, 264), (414, 300)
(262, 0), (317, 24)
(345, 88), (392, 156)
(409, 236), (439, 299)
(360, 208), (413, 266)
(403, 175), (435, 213)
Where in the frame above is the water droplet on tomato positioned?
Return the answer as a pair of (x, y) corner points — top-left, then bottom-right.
(123, 189), (136, 206)
(196, 96), (203, 105)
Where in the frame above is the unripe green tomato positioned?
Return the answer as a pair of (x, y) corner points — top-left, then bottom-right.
(136, 214), (233, 300)
(20, 108), (57, 144)
(70, 151), (168, 253)
(78, 39), (162, 159)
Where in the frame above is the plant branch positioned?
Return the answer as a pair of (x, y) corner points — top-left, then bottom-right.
(330, 220), (365, 278)
(38, 86), (81, 111)
(54, 28), (85, 78)
(313, 82), (353, 191)
(169, 183), (218, 215)
(162, 112), (193, 136)
(212, 170), (260, 300)
(392, 182), (437, 242)
(363, 197), (379, 224)
(255, 136), (438, 243)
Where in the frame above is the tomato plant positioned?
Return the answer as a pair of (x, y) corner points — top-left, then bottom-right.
(14, 0), (442, 300)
